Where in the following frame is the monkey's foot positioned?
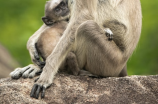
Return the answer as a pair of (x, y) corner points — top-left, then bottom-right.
(30, 76), (52, 99)
(104, 28), (113, 41)
(10, 64), (41, 79)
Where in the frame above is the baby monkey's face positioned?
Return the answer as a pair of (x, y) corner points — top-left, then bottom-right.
(42, 0), (70, 26)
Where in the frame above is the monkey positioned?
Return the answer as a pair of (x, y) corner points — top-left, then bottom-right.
(29, 0), (142, 99)
(10, 0), (113, 79)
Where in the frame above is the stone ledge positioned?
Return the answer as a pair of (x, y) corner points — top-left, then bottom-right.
(0, 74), (158, 104)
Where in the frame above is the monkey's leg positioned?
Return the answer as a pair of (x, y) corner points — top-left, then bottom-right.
(75, 20), (127, 77)
(65, 52), (80, 76)
(10, 64), (41, 79)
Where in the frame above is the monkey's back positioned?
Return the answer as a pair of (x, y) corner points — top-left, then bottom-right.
(37, 21), (68, 60)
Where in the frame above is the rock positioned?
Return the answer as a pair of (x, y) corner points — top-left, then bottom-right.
(0, 43), (20, 78)
(0, 74), (158, 104)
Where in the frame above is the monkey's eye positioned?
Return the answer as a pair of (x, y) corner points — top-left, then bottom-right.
(55, 8), (61, 12)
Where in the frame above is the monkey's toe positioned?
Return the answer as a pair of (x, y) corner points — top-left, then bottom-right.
(35, 70), (43, 76)
(10, 66), (30, 79)
(22, 68), (34, 78)
(28, 70), (37, 78)
(30, 83), (49, 99)
(30, 78), (52, 99)
(10, 64), (41, 79)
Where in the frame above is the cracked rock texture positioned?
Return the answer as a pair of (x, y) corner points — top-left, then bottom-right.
(0, 74), (158, 104)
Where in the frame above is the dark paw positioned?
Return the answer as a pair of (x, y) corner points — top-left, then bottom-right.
(30, 77), (52, 99)
(30, 84), (46, 99)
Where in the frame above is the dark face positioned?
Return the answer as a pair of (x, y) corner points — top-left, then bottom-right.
(42, 0), (69, 26)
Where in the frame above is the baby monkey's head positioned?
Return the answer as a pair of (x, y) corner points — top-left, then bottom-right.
(42, 0), (70, 26)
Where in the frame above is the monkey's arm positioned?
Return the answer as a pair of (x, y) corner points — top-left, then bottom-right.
(30, 20), (79, 99)
(27, 24), (48, 66)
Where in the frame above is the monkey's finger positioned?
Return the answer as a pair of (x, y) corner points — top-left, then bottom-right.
(28, 68), (39, 78)
(22, 68), (34, 78)
(40, 61), (45, 66)
(35, 85), (42, 99)
(33, 59), (45, 68)
(30, 84), (38, 98)
(39, 62), (45, 69)
(36, 70), (43, 76)
(33, 55), (42, 67)
(33, 59), (40, 66)
(41, 87), (46, 99)
(34, 51), (40, 60)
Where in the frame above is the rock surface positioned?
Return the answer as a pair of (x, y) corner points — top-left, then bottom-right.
(0, 74), (158, 104)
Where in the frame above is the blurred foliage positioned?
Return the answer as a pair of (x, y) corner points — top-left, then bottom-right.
(0, 0), (158, 75)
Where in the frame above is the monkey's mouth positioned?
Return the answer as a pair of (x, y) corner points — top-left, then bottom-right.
(46, 20), (56, 26)
(42, 17), (56, 26)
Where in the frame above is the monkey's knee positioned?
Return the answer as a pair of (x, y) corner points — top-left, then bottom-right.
(77, 20), (103, 37)
(65, 52), (80, 76)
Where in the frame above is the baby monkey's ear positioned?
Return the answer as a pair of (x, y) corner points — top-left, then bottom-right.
(42, 17), (54, 26)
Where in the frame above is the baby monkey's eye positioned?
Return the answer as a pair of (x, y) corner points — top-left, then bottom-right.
(55, 7), (61, 12)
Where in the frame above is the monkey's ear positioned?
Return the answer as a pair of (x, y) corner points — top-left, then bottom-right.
(42, 17), (54, 26)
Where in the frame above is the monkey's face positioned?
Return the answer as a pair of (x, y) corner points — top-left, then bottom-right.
(42, 0), (70, 26)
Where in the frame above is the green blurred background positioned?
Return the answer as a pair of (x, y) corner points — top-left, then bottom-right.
(0, 0), (157, 76)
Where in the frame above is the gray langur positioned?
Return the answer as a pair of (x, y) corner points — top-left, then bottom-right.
(12, 0), (142, 99)
(30, 0), (142, 99)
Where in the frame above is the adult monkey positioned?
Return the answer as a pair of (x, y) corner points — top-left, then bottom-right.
(30, 0), (142, 99)
(10, 0), (113, 79)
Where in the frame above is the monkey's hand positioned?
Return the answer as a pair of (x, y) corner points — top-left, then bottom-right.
(104, 28), (113, 41)
(30, 68), (53, 99)
(10, 64), (42, 79)
(28, 44), (45, 67)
